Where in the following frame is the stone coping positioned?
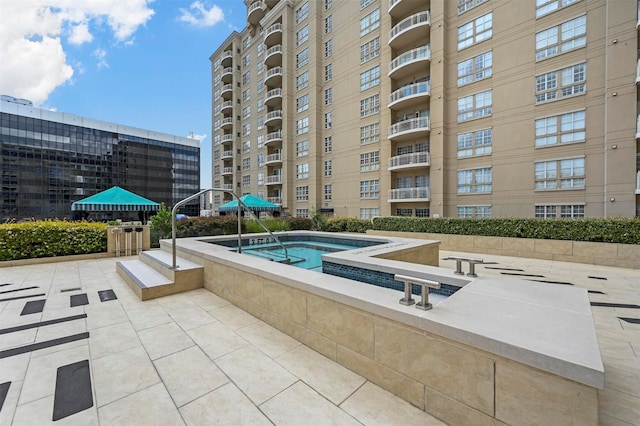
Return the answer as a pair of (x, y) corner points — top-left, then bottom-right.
(161, 232), (604, 390)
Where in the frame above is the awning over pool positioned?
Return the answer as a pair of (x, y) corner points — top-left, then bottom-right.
(218, 194), (281, 212)
(71, 186), (161, 212)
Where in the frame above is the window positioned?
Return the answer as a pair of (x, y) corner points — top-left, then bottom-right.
(360, 179), (380, 199)
(360, 122), (380, 144)
(457, 167), (492, 193)
(296, 94), (309, 112)
(415, 208), (430, 217)
(360, 94), (380, 118)
(257, 43), (264, 56)
(214, 165), (220, 175)
(296, 140), (309, 157)
(325, 88), (333, 106)
(325, 112), (332, 129)
(325, 40), (333, 57)
(243, 70), (252, 84)
(213, 150), (220, 160)
(324, 184), (332, 201)
(257, 153), (265, 167)
(257, 116), (264, 130)
(325, 160), (332, 176)
(535, 110), (585, 147)
(297, 71), (309, 90)
(242, 106), (251, 119)
(296, 117), (309, 135)
(242, 140), (251, 153)
(360, 8), (380, 36)
(296, 208), (309, 218)
(360, 65), (380, 90)
(458, 206), (492, 218)
(536, 0), (579, 18)
(325, 0), (332, 10)
(396, 208), (413, 217)
(535, 158), (585, 189)
(257, 134), (265, 149)
(242, 54), (250, 68)
(324, 136), (332, 153)
(457, 51), (492, 86)
(535, 63), (586, 103)
(242, 88), (251, 102)
(242, 175), (250, 188)
(296, 2), (309, 24)
(257, 98), (264, 112)
(360, 151), (380, 172)
(360, 208), (379, 219)
(296, 163), (309, 179)
(242, 158), (251, 170)
(257, 62), (263, 75)
(535, 204), (584, 218)
(325, 16), (333, 33)
(296, 25), (309, 46)
(242, 123), (250, 137)
(214, 135), (221, 146)
(360, 0), (375, 10)
(242, 36), (251, 50)
(458, 0), (487, 14)
(257, 172), (264, 185)
(296, 48), (309, 68)
(325, 64), (333, 81)
(457, 129), (492, 158)
(536, 15), (586, 60)
(458, 12), (492, 50)
(457, 90), (492, 122)
(256, 79), (264, 94)
(360, 37), (380, 63)
(296, 186), (309, 201)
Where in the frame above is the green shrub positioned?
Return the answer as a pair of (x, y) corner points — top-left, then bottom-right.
(0, 221), (108, 261)
(324, 217), (372, 233)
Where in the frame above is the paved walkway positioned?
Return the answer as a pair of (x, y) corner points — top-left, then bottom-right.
(0, 251), (637, 425)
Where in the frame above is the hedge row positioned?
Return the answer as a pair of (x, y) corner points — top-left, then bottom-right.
(0, 221), (108, 261)
(371, 217), (640, 245)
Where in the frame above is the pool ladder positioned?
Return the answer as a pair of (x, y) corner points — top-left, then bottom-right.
(395, 274), (441, 311)
(443, 256), (484, 277)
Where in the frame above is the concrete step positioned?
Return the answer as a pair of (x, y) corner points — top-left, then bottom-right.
(140, 249), (203, 280)
(116, 259), (174, 301)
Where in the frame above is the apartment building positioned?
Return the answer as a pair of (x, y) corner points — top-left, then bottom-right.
(209, 0), (639, 219)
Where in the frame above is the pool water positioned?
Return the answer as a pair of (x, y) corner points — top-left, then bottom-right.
(241, 242), (355, 272)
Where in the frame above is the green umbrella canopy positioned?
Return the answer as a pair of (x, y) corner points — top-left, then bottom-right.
(71, 186), (160, 212)
(218, 194), (280, 212)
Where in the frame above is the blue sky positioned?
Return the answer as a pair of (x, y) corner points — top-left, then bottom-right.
(0, 0), (247, 188)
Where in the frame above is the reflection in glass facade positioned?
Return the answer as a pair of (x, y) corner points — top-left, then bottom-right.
(0, 100), (200, 221)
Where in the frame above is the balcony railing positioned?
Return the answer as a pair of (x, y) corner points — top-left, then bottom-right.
(388, 152), (430, 169)
(221, 67), (233, 76)
(265, 110), (283, 122)
(221, 150), (234, 159)
(266, 152), (282, 163)
(221, 134), (233, 143)
(389, 0), (401, 12)
(389, 81), (430, 107)
(389, 45), (430, 76)
(220, 100), (233, 112)
(221, 117), (233, 126)
(265, 45), (282, 58)
(266, 174), (283, 184)
(266, 66), (282, 79)
(389, 116), (430, 138)
(221, 84), (233, 94)
(388, 187), (430, 201)
(248, 1), (266, 24)
(267, 197), (282, 204)
(266, 88), (282, 101)
(221, 51), (233, 62)
(222, 184), (233, 191)
(222, 167), (234, 174)
(265, 23), (283, 44)
(389, 11), (430, 44)
(266, 130), (283, 143)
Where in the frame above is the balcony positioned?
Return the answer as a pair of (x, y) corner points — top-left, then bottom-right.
(248, 1), (266, 25)
(265, 88), (282, 107)
(388, 152), (430, 171)
(636, 59), (640, 84)
(389, 11), (430, 49)
(265, 23), (283, 47)
(221, 84), (233, 99)
(265, 151), (282, 164)
(388, 81), (430, 109)
(637, 115), (640, 139)
(267, 197), (282, 205)
(264, 110), (283, 126)
(220, 100), (233, 114)
(221, 167), (234, 176)
(389, 45), (430, 80)
(389, 116), (430, 141)
(265, 66), (283, 86)
(388, 187), (430, 202)
(221, 134), (234, 144)
(220, 50), (233, 67)
(221, 67), (233, 84)
(636, 171), (640, 194)
(221, 150), (234, 160)
(264, 44), (282, 67)
(222, 183), (234, 191)
(388, 0), (418, 18)
(265, 129), (283, 145)
(266, 173), (283, 185)
(221, 117), (234, 130)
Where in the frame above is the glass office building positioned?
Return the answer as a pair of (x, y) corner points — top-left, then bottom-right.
(0, 97), (200, 221)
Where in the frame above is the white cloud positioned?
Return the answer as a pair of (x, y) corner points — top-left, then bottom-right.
(0, 0), (154, 105)
(178, 1), (224, 27)
(187, 133), (207, 142)
(92, 48), (108, 69)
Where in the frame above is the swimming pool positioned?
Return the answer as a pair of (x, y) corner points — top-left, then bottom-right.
(240, 241), (359, 271)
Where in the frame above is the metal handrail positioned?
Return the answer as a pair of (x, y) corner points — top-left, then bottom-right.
(171, 189), (289, 269)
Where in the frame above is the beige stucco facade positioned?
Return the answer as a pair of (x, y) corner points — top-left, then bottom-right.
(210, 0), (640, 219)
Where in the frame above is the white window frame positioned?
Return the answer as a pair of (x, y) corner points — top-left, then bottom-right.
(457, 128), (492, 158)
(536, 15), (586, 60)
(296, 140), (309, 157)
(536, 0), (579, 18)
(360, 36), (380, 64)
(360, 65), (380, 91)
(296, 117), (309, 135)
(535, 110), (585, 147)
(296, 162), (309, 179)
(360, 179), (380, 199)
(360, 8), (380, 37)
(296, 71), (309, 90)
(458, 12), (492, 50)
(535, 157), (585, 190)
(457, 51), (492, 86)
(458, 0), (488, 14)
(360, 122), (380, 144)
(296, 2), (309, 24)
(296, 185), (309, 201)
(457, 167), (492, 194)
(296, 25), (309, 47)
(457, 90), (492, 122)
(296, 94), (309, 113)
(296, 48), (309, 68)
(360, 151), (380, 172)
(535, 62), (586, 103)
(360, 94), (380, 118)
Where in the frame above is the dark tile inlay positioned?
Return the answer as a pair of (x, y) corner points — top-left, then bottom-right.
(0, 381), (10, 413)
(0, 286), (39, 295)
(20, 299), (46, 316)
(0, 293), (46, 303)
(70, 294), (89, 307)
(60, 287), (82, 293)
(0, 283), (12, 287)
(591, 302), (640, 309)
(98, 290), (117, 302)
(588, 276), (607, 280)
(484, 267), (524, 271)
(0, 314), (87, 335)
(527, 279), (574, 286)
(0, 332), (90, 359)
(588, 290), (606, 294)
(619, 317), (640, 324)
(53, 360), (94, 421)
(500, 272), (545, 277)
